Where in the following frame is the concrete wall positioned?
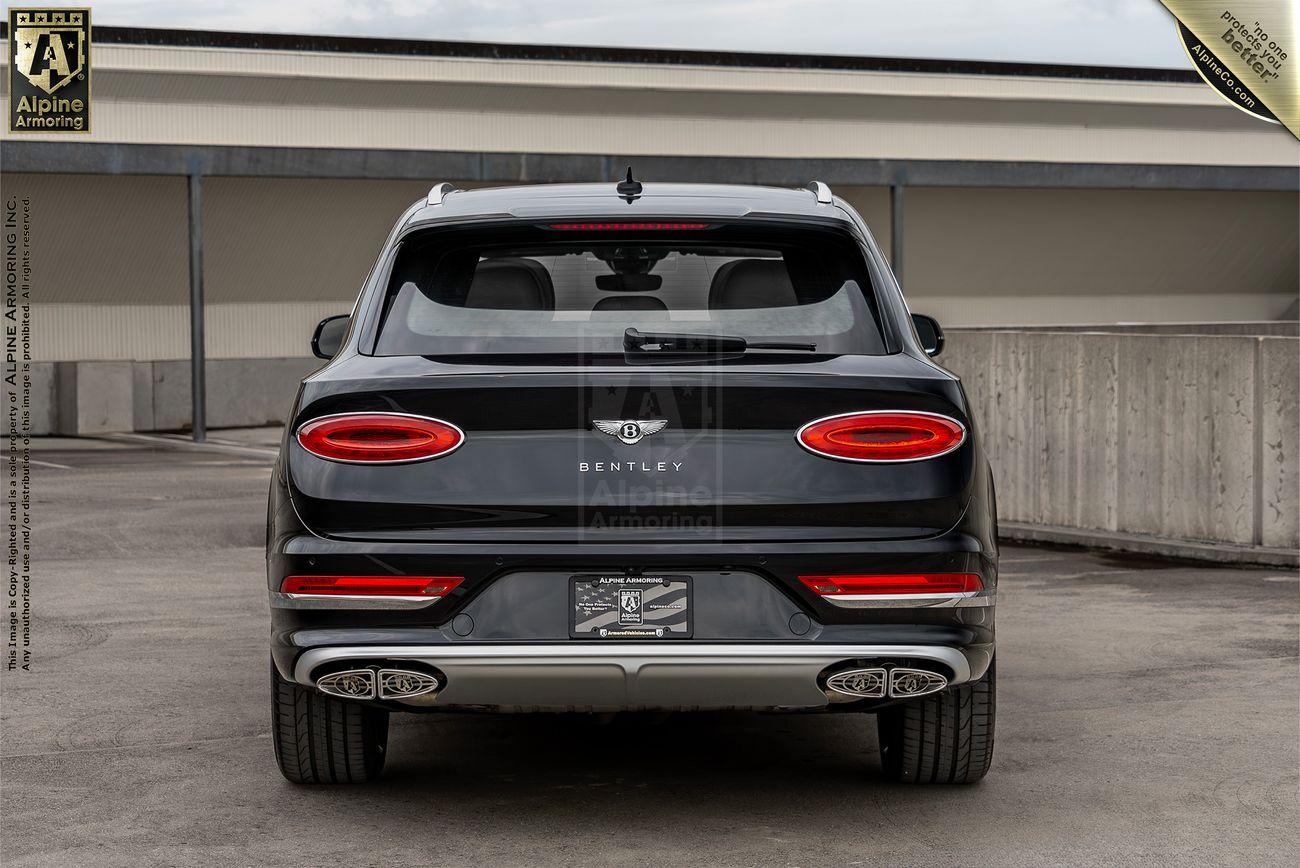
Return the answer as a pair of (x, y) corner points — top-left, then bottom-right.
(28, 357), (319, 435)
(134, 358), (322, 431)
(942, 329), (1299, 556)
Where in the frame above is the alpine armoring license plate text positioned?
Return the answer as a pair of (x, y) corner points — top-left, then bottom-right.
(570, 575), (692, 639)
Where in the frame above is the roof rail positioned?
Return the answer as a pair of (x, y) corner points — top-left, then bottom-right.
(806, 181), (833, 204)
(426, 182), (459, 206)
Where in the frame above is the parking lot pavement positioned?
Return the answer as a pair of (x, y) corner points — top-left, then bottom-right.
(3, 430), (1297, 867)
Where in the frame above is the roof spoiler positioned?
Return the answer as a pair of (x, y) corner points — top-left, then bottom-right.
(806, 181), (833, 204)
(426, 180), (832, 206)
(426, 182), (459, 206)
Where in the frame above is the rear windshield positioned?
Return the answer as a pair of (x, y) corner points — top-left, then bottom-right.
(373, 222), (887, 356)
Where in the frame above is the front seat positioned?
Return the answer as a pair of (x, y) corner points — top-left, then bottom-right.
(465, 258), (555, 309)
(592, 296), (669, 312)
(708, 259), (797, 309)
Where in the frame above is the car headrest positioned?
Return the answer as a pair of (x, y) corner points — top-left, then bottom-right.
(465, 258), (555, 310)
(592, 295), (669, 312)
(708, 259), (797, 310)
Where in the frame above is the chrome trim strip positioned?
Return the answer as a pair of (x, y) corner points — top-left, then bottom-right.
(269, 591), (443, 610)
(293, 411), (465, 465)
(293, 643), (972, 709)
(426, 181), (458, 206)
(795, 409), (967, 464)
(820, 590), (995, 609)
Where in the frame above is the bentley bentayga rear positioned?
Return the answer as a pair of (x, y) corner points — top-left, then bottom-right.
(268, 182), (997, 785)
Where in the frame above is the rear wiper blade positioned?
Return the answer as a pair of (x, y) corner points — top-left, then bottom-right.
(623, 327), (816, 353)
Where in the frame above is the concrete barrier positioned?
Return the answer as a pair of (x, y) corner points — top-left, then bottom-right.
(54, 361), (134, 435)
(30, 357), (318, 435)
(135, 358), (321, 431)
(943, 328), (1299, 563)
(953, 321), (1299, 337)
(27, 363), (58, 436)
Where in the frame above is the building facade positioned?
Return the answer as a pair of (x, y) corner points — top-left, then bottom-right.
(2, 27), (1297, 365)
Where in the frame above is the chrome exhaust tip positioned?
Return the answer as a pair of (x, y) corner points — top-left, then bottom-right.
(888, 667), (948, 698)
(824, 664), (949, 701)
(826, 667), (888, 699)
(315, 666), (441, 702)
(315, 668), (376, 700)
(377, 668), (440, 700)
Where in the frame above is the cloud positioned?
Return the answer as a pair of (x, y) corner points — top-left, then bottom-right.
(49, 0), (1191, 68)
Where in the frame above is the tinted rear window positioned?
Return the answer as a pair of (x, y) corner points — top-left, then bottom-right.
(373, 222), (887, 356)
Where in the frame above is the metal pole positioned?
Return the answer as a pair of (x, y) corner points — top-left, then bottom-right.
(187, 172), (206, 442)
(890, 183), (904, 287)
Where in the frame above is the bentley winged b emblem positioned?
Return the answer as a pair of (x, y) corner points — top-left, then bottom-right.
(592, 419), (668, 445)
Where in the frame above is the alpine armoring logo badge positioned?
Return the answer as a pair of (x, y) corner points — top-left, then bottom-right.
(592, 419), (668, 444)
(9, 7), (91, 133)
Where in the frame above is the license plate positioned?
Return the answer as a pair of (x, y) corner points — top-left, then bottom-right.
(570, 575), (692, 639)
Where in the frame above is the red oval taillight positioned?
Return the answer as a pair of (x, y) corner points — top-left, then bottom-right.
(296, 413), (464, 463)
(797, 411), (965, 462)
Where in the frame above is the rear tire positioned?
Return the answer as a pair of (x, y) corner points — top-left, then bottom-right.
(271, 663), (389, 784)
(876, 659), (995, 784)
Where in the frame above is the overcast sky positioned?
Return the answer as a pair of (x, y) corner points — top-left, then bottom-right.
(44, 0), (1191, 69)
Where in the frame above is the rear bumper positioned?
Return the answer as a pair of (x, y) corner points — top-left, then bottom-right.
(269, 480), (998, 709)
(293, 642), (973, 711)
(269, 535), (997, 701)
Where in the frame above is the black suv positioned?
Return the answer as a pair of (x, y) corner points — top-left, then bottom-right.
(268, 178), (997, 784)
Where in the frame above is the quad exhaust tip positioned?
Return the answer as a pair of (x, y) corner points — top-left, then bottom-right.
(826, 666), (948, 700)
(315, 669), (376, 700)
(315, 667), (440, 701)
(889, 668), (948, 698)
(826, 667), (887, 698)
(377, 668), (440, 699)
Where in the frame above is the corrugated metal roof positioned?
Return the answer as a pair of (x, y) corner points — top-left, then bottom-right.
(0, 23), (1203, 83)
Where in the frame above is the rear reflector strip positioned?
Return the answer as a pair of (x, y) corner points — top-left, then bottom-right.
(296, 412), (464, 463)
(546, 222), (710, 231)
(281, 575), (464, 599)
(799, 573), (983, 596)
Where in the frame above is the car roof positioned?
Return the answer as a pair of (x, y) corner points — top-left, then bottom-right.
(405, 181), (851, 227)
